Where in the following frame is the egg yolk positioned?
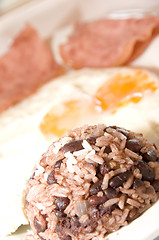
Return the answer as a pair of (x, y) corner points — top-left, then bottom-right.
(40, 98), (98, 136)
(40, 70), (159, 137)
(95, 70), (158, 111)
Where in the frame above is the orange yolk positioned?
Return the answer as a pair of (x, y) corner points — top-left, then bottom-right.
(95, 70), (158, 111)
(40, 70), (159, 137)
(40, 98), (97, 136)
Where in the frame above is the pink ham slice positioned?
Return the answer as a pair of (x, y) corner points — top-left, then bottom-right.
(60, 17), (159, 69)
(0, 24), (63, 113)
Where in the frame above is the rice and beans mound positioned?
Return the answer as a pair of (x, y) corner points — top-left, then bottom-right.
(24, 124), (159, 240)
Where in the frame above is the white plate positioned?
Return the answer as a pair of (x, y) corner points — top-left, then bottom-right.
(0, 0), (159, 239)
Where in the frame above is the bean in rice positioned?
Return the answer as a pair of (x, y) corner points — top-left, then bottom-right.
(24, 124), (159, 240)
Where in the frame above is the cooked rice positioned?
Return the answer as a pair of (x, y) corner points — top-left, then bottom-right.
(24, 124), (159, 240)
(118, 194), (126, 210)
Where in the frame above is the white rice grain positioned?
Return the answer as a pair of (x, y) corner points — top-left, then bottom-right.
(125, 148), (142, 160)
(73, 148), (88, 157)
(101, 173), (109, 190)
(118, 194), (126, 210)
(120, 187), (135, 195)
(84, 164), (96, 175)
(110, 143), (119, 154)
(65, 152), (77, 173)
(36, 203), (46, 211)
(53, 142), (62, 154)
(118, 208), (130, 224)
(74, 175), (85, 185)
(123, 174), (134, 189)
(82, 140), (92, 151)
(34, 164), (44, 177)
(127, 198), (141, 208)
(86, 153), (104, 164)
(61, 137), (72, 146)
(103, 198), (119, 208)
(96, 136), (109, 147)
(79, 214), (89, 224)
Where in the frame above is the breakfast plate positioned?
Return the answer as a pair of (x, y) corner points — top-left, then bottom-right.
(0, 0), (159, 240)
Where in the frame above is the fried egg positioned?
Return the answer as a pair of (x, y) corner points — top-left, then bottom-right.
(40, 68), (159, 145)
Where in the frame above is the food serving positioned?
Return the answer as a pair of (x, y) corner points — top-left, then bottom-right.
(0, 2), (159, 240)
(24, 124), (159, 240)
(0, 24), (63, 113)
(57, 16), (159, 68)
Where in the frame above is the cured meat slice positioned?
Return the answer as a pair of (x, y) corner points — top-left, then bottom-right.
(0, 24), (63, 113)
(60, 17), (159, 69)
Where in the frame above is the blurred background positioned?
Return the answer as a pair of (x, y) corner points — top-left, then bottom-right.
(0, 0), (31, 14)
(0, 0), (159, 15)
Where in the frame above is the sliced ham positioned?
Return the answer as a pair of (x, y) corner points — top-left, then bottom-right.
(60, 17), (159, 69)
(0, 24), (63, 113)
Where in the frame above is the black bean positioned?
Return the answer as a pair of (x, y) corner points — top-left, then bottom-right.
(100, 163), (110, 175)
(86, 136), (97, 145)
(89, 180), (102, 195)
(103, 187), (118, 199)
(133, 178), (145, 189)
(55, 221), (66, 240)
(96, 172), (103, 180)
(99, 204), (116, 217)
(47, 171), (56, 185)
(88, 195), (107, 205)
(136, 160), (155, 181)
(126, 139), (143, 153)
(96, 165), (103, 179)
(152, 179), (159, 192)
(53, 209), (67, 220)
(54, 197), (70, 211)
(56, 217), (71, 235)
(104, 145), (111, 154)
(127, 210), (141, 223)
(54, 160), (63, 168)
(142, 150), (157, 162)
(69, 217), (81, 235)
(62, 140), (83, 153)
(65, 217), (71, 229)
(89, 206), (99, 219)
(34, 215), (47, 233)
(109, 171), (131, 188)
